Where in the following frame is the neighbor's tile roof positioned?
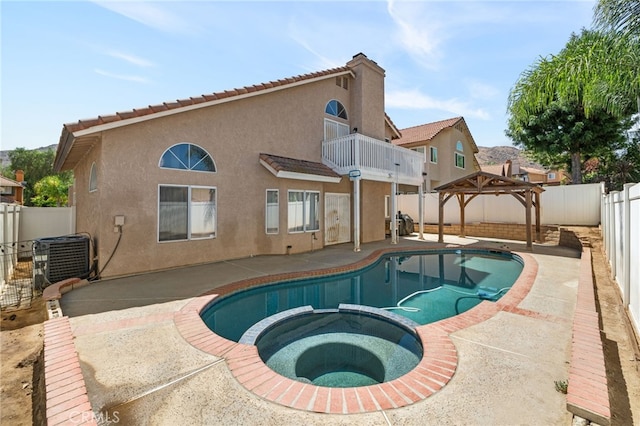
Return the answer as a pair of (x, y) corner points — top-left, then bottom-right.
(259, 153), (341, 178)
(0, 175), (22, 187)
(63, 66), (352, 134)
(481, 164), (507, 176)
(393, 117), (464, 145)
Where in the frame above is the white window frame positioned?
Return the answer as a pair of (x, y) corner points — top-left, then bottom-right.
(385, 195), (391, 218)
(430, 146), (438, 164)
(159, 143), (217, 173)
(288, 190), (320, 233)
(266, 189), (279, 234)
(548, 172), (556, 180)
(412, 146), (427, 162)
(158, 184), (217, 242)
(454, 152), (465, 169)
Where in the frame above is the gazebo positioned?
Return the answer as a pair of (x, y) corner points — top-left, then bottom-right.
(433, 171), (544, 249)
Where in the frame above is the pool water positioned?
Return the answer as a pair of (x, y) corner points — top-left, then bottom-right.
(253, 310), (423, 387)
(201, 249), (523, 342)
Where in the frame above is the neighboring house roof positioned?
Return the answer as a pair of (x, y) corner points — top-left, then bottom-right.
(0, 175), (22, 188)
(394, 116), (480, 170)
(55, 64), (358, 172)
(394, 117), (466, 146)
(481, 164), (507, 176)
(259, 153), (342, 183)
(394, 116), (479, 154)
(480, 161), (551, 181)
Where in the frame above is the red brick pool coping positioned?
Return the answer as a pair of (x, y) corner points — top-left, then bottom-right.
(40, 244), (615, 421)
(566, 247), (611, 425)
(175, 247), (539, 414)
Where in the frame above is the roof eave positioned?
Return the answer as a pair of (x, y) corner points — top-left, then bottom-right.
(53, 127), (74, 172)
(67, 70), (355, 139)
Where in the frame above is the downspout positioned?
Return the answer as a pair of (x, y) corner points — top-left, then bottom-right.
(352, 174), (361, 252)
(391, 161), (400, 244)
(418, 179), (424, 240)
(391, 180), (398, 244)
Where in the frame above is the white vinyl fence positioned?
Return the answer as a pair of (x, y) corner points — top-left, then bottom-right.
(0, 204), (23, 289)
(1, 204), (75, 292)
(601, 183), (640, 337)
(398, 183), (604, 226)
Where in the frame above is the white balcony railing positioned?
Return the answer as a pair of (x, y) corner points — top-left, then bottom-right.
(322, 134), (424, 185)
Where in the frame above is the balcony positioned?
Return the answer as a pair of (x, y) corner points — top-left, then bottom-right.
(322, 134), (424, 185)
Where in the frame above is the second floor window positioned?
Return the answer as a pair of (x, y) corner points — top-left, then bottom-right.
(454, 141), (465, 169)
(159, 143), (216, 172)
(325, 100), (347, 120)
(430, 146), (438, 163)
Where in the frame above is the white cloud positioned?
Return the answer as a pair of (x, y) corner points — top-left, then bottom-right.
(92, 1), (199, 35)
(288, 33), (344, 71)
(386, 0), (444, 69)
(106, 50), (155, 68)
(386, 89), (490, 120)
(94, 69), (150, 84)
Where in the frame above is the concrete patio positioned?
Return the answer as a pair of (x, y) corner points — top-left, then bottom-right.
(48, 234), (587, 425)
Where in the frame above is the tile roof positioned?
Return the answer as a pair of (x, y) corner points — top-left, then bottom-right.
(63, 66), (352, 135)
(393, 117), (464, 145)
(259, 153), (341, 179)
(0, 175), (22, 187)
(481, 164), (507, 176)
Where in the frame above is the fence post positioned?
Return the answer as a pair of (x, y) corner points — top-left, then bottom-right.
(1, 204), (8, 283)
(609, 192), (617, 279)
(623, 183), (632, 307)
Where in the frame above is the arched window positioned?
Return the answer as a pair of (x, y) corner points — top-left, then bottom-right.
(159, 143), (216, 172)
(89, 162), (97, 192)
(325, 100), (347, 120)
(454, 141), (465, 169)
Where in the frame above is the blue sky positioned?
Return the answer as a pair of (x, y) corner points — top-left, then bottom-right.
(1, 0), (596, 151)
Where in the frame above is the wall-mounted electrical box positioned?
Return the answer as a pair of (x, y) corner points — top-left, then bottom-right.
(115, 215), (125, 226)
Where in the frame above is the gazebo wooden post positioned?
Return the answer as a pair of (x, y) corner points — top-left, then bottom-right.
(535, 190), (541, 242)
(435, 171), (544, 248)
(457, 193), (466, 237)
(525, 189), (532, 249)
(438, 192), (445, 243)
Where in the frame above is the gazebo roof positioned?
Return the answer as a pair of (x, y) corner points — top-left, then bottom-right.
(434, 171), (544, 195)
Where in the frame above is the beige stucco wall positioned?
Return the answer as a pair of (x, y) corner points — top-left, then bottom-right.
(347, 55), (386, 140)
(72, 58), (394, 278)
(419, 127), (479, 192)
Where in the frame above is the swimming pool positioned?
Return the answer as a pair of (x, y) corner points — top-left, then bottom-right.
(201, 249), (524, 342)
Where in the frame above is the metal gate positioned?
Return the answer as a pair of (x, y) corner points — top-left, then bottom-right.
(1, 241), (37, 310)
(324, 193), (350, 245)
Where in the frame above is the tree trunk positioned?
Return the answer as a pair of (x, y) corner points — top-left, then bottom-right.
(570, 151), (582, 184)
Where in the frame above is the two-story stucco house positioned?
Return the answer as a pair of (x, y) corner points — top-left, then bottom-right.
(54, 53), (432, 278)
(393, 117), (480, 192)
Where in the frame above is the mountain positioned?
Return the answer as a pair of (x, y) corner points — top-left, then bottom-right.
(0, 144), (57, 168)
(475, 145), (544, 170)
